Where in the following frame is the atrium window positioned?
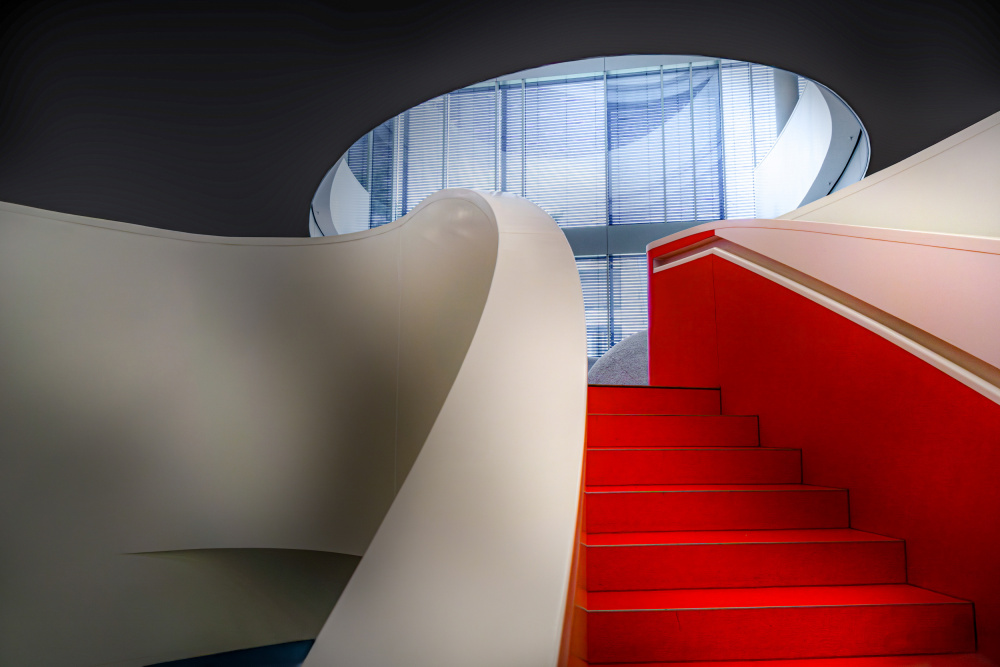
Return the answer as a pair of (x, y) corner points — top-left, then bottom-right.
(310, 56), (869, 358)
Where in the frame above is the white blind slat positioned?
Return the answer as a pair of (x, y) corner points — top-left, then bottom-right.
(577, 256), (610, 357)
(610, 254), (649, 348)
(447, 86), (497, 191)
(402, 96), (445, 215)
(608, 70), (665, 226)
(524, 76), (607, 228)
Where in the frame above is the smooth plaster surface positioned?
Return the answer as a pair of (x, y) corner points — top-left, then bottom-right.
(305, 193), (588, 667)
(780, 111), (1000, 238)
(0, 189), (503, 665)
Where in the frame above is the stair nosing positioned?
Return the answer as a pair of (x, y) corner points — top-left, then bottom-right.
(586, 485), (845, 494)
(578, 600), (970, 612)
(586, 446), (799, 451)
(589, 413), (755, 417)
(583, 538), (903, 547)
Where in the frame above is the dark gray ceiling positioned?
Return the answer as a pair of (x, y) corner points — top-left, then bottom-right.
(0, 0), (997, 237)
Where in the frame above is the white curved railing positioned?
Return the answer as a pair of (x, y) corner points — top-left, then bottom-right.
(0, 190), (586, 666)
(754, 81), (866, 218)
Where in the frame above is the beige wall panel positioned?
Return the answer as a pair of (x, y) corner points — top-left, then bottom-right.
(396, 197), (499, 488)
(0, 190), (500, 666)
(306, 194), (588, 667)
(781, 111), (1000, 237)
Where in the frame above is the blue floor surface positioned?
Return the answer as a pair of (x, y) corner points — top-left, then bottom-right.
(147, 640), (314, 666)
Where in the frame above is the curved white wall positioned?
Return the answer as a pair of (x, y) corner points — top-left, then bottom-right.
(754, 82), (833, 217)
(305, 193), (588, 667)
(754, 81), (865, 218)
(781, 110), (1000, 238)
(0, 191), (586, 666)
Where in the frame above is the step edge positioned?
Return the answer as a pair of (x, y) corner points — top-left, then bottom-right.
(589, 385), (721, 390)
(586, 447), (800, 451)
(582, 537), (904, 547)
(585, 485), (847, 494)
(589, 413), (757, 417)
(577, 600), (973, 613)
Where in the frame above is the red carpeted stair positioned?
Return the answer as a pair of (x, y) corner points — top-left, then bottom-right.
(571, 385), (977, 666)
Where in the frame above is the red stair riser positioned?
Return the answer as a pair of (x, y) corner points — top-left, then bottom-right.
(586, 488), (848, 533)
(588, 386), (721, 415)
(586, 540), (906, 590)
(586, 448), (801, 485)
(588, 414), (758, 448)
(579, 603), (975, 663)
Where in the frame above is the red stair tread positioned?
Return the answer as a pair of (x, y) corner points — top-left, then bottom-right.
(569, 652), (993, 667)
(582, 584), (967, 612)
(588, 414), (759, 448)
(587, 484), (849, 532)
(586, 483), (842, 493)
(576, 388), (977, 665)
(583, 528), (900, 546)
(586, 447), (802, 485)
(584, 529), (906, 591)
(588, 385), (721, 415)
(589, 446), (796, 451)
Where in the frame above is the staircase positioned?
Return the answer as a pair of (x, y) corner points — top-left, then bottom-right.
(570, 385), (977, 666)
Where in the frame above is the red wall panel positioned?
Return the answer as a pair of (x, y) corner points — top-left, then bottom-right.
(648, 256), (720, 387)
(699, 258), (1000, 661)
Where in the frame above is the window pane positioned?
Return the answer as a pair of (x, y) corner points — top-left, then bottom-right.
(662, 66), (696, 222)
(402, 96), (445, 215)
(750, 64), (778, 165)
(524, 76), (607, 228)
(608, 70), (665, 225)
(721, 61), (756, 219)
(500, 82), (524, 196)
(692, 64), (722, 221)
(346, 132), (370, 189)
(722, 61), (778, 219)
(577, 256), (610, 357)
(610, 254), (649, 347)
(369, 119), (396, 228)
(447, 86), (497, 191)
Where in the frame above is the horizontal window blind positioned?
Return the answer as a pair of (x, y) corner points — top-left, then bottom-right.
(577, 256), (610, 357)
(662, 66), (696, 223)
(721, 61), (756, 219)
(524, 75), (607, 228)
(500, 82), (525, 196)
(402, 96), (445, 215)
(609, 253), (648, 348)
(325, 59), (802, 361)
(346, 132), (370, 189)
(369, 119), (396, 228)
(447, 85), (497, 191)
(691, 65), (722, 221)
(721, 61), (779, 219)
(608, 70), (665, 226)
(751, 64), (777, 165)
(340, 59), (786, 232)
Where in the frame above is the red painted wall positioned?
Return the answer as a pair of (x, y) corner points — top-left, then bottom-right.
(649, 253), (1000, 661)
(648, 256), (719, 387)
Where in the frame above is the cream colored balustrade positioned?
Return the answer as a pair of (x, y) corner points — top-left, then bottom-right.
(0, 189), (586, 667)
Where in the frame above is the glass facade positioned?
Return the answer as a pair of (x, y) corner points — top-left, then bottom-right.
(338, 59), (782, 234)
(319, 57), (826, 357)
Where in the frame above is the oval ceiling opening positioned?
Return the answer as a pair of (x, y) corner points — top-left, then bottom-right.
(310, 54), (868, 359)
